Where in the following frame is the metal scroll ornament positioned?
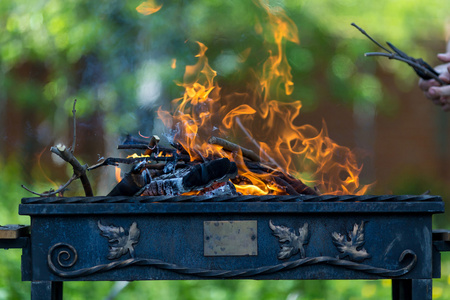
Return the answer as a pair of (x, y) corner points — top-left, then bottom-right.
(47, 220), (417, 279)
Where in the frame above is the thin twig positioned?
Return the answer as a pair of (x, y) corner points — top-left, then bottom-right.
(208, 136), (260, 162)
(71, 99), (77, 153)
(21, 174), (78, 197)
(51, 144), (93, 197)
(352, 23), (446, 85)
(351, 23), (392, 54)
(88, 155), (191, 171)
(21, 99), (93, 197)
(365, 52), (446, 85)
(235, 117), (287, 174)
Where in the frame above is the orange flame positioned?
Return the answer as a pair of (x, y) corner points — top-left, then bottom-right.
(37, 147), (59, 190)
(114, 166), (123, 183)
(136, 0), (162, 16)
(156, 1), (370, 195)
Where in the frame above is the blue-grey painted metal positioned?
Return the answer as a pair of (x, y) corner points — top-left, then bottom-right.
(31, 281), (62, 300)
(0, 194), (446, 299)
(18, 195), (443, 282)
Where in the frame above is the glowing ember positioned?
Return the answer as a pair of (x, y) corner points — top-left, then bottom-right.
(153, 1), (369, 196)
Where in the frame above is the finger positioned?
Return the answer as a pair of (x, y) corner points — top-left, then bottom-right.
(418, 78), (439, 91)
(430, 85), (450, 97)
(424, 87), (442, 100)
(435, 63), (450, 74)
(439, 71), (450, 83)
(437, 53), (450, 63)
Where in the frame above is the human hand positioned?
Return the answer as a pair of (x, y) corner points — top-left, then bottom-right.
(418, 52), (450, 111)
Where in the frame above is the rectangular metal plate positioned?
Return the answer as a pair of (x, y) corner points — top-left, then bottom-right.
(204, 220), (257, 256)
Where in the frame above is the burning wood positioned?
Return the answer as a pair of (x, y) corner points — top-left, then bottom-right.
(107, 157), (238, 197)
(22, 5), (370, 198)
(20, 99), (318, 198)
(21, 99), (318, 198)
(208, 136), (260, 162)
(107, 161), (152, 196)
(144, 135), (160, 156)
(96, 134), (317, 197)
(139, 158), (238, 196)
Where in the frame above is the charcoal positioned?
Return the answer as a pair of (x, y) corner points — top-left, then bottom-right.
(139, 158), (238, 196)
(182, 158), (237, 190)
(107, 161), (151, 196)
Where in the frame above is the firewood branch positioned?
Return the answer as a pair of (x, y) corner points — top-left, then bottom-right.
(208, 136), (260, 162)
(88, 155), (190, 171)
(21, 99), (94, 197)
(50, 144), (93, 196)
(235, 117), (287, 174)
(21, 174), (78, 197)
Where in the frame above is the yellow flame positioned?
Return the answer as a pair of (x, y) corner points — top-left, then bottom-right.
(115, 166), (122, 183)
(127, 153), (151, 159)
(37, 147), (58, 190)
(155, 1), (370, 195)
(136, 0), (162, 15)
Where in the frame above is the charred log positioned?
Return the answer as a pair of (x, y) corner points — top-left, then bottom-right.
(238, 162), (317, 196)
(88, 155), (191, 171)
(139, 158), (238, 196)
(183, 158), (238, 190)
(107, 161), (151, 196)
(272, 171), (317, 195)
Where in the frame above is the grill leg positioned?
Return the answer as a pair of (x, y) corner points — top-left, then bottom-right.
(392, 279), (432, 300)
(31, 281), (63, 300)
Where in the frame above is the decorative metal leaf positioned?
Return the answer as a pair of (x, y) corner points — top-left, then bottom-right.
(269, 220), (310, 260)
(331, 221), (371, 262)
(98, 221), (140, 260)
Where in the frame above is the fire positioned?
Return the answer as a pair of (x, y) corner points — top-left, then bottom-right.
(127, 152), (171, 159)
(37, 147), (59, 190)
(136, 0), (162, 16)
(154, 1), (369, 195)
(127, 153), (151, 159)
(115, 166), (123, 183)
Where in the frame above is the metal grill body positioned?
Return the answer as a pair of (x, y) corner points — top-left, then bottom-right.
(2, 195), (447, 299)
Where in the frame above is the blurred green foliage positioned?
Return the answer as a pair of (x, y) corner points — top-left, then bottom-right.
(1, 0), (450, 299)
(1, 0), (449, 129)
